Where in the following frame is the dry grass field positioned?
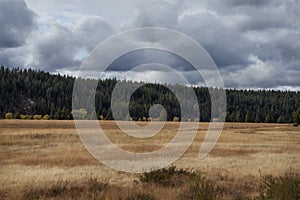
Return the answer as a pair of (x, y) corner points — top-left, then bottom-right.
(0, 120), (299, 199)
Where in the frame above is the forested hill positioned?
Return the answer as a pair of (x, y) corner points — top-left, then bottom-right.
(1, 66), (299, 123)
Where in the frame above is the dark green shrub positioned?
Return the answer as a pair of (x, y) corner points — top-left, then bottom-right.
(14, 112), (21, 119)
(294, 110), (300, 124)
(138, 166), (192, 187)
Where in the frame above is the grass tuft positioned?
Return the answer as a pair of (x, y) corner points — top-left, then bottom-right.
(181, 172), (219, 200)
(22, 178), (108, 200)
(120, 193), (156, 200)
(255, 170), (300, 200)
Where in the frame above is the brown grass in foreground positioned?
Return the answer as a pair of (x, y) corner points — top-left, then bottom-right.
(0, 120), (299, 199)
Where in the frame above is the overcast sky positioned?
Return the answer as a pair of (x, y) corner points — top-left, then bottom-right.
(1, 0), (300, 90)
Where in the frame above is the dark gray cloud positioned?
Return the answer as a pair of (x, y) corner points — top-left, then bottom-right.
(73, 16), (116, 51)
(31, 24), (80, 71)
(0, 46), (29, 67)
(132, 0), (182, 28)
(108, 49), (194, 72)
(178, 12), (256, 68)
(0, 0), (300, 89)
(204, 0), (273, 13)
(0, 0), (36, 48)
(31, 16), (116, 71)
(120, 0), (300, 89)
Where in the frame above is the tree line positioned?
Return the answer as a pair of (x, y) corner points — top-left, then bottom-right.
(1, 66), (300, 123)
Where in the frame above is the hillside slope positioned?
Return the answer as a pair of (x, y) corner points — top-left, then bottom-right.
(1, 66), (299, 122)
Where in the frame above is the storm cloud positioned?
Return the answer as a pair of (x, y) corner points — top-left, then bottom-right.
(0, 0), (36, 48)
(30, 16), (116, 71)
(0, 0), (299, 90)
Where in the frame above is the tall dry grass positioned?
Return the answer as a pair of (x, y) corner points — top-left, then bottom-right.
(0, 120), (299, 199)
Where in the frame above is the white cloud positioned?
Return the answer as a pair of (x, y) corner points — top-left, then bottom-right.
(222, 56), (300, 88)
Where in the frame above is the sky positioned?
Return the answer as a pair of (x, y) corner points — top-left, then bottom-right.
(0, 0), (300, 90)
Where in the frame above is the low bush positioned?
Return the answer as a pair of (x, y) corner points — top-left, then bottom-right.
(194, 118), (200, 122)
(181, 172), (219, 200)
(71, 108), (87, 119)
(42, 114), (49, 120)
(173, 116), (180, 122)
(5, 112), (13, 119)
(256, 171), (300, 199)
(138, 166), (192, 187)
(138, 166), (220, 199)
(20, 114), (29, 120)
(33, 114), (42, 120)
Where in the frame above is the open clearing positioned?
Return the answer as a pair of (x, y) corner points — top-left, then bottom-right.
(0, 120), (299, 199)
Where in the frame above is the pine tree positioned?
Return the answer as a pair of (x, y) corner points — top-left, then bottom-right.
(277, 115), (285, 123)
(294, 110), (300, 125)
(255, 114), (260, 123)
(245, 111), (253, 122)
(235, 110), (242, 122)
(265, 114), (273, 123)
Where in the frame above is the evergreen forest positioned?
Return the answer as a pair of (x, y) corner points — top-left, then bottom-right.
(1, 66), (299, 123)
